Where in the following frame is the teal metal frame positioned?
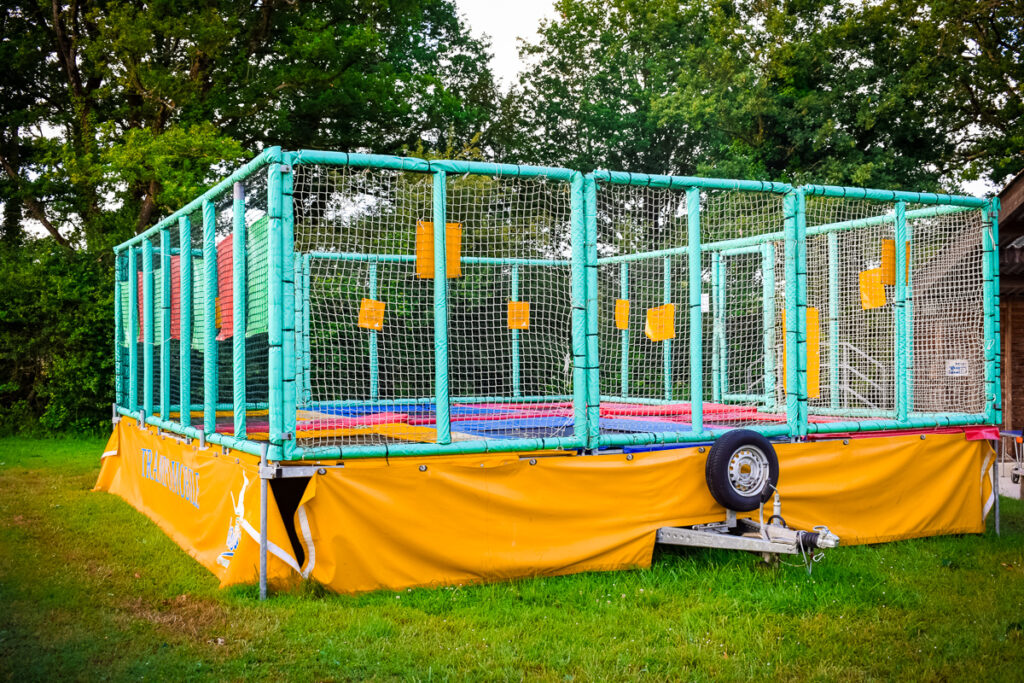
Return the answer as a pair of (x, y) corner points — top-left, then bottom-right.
(112, 150), (999, 462)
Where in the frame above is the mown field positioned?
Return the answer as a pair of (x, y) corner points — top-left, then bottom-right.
(2, 436), (1024, 681)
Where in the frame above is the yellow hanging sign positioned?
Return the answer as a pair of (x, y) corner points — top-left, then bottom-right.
(358, 298), (386, 331)
(615, 299), (630, 330)
(645, 304), (675, 342)
(859, 268), (887, 309)
(781, 306), (821, 399)
(415, 221), (462, 279)
(508, 301), (530, 330)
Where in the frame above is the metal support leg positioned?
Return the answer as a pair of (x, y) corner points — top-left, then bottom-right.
(993, 438), (1001, 537)
(259, 441), (269, 600)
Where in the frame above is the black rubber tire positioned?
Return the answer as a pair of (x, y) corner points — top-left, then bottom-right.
(705, 429), (780, 512)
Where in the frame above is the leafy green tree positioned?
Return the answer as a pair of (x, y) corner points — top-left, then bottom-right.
(0, 0), (497, 433)
(511, 0), (1022, 189)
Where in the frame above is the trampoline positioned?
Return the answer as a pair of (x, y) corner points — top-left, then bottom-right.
(99, 149), (1002, 598)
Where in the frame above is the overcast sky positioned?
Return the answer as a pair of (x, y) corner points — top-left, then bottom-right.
(455, 0), (557, 87)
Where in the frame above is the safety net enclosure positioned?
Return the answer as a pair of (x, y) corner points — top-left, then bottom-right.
(112, 148), (1000, 461)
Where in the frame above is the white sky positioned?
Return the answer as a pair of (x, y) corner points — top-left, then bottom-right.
(456, 0), (558, 87)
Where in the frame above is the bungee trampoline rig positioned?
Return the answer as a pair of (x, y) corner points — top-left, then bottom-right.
(101, 148), (1001, 595)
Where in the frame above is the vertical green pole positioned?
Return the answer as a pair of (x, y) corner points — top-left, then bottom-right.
(619, 262), (629, 398)
(142, 240), (154, 418)
(293, 254), (304, 408)
(796, 190), (809, 437)
(905, 229), (915, 417)
(711, 251), (721, 404)
(717, 256), (728, 396)
(572, 174), (591, 447)
(202, 199), (218, 436)
(762, 242), (776, 409)
(663, 257), (673, 400)
(584, 175), (601, 446)
(178, 216), (192, 426)
(783, 192), (799, 437)
(827, 231), (840, 410)
(432, 170), (451, 445)
(265, 154), (290, 459)
(510, 264), (521, 398)
(992, 198), (1001, 426)
(128, 246), (139, 411)
(304, 255), (312, 406)
(281, 155), (297, 459)
(232, 183), (247, 438)
(894, 201), (908, 423)
(160, 228), (171, 420)
(687, 186), (703, 433)
(114, 252), (124, 408)
(981, 201), (996, 425)
(368, 260), (379, 401)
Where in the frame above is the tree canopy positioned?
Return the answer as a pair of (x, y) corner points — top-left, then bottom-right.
(0, 0), (1020, 433)
(0, 0), (497, 251)
(507, 0), (1022, 189)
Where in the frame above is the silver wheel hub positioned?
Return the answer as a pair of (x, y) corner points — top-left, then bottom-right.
(727, 446), (769, 497)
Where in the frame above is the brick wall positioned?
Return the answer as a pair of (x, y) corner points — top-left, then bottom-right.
(1002, 300), (1024, 430)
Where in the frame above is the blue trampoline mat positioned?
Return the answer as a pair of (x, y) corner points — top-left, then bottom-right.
(312, 403), (507, 418)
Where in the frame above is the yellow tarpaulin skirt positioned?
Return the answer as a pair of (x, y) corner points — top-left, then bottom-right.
(95, 421), (994, 594)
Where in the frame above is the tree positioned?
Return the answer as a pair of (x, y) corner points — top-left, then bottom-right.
(511, 0), (1023, 189)
(0, 0), (498, 432)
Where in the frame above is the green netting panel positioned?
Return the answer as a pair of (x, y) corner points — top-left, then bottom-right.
(909, 208), (986, 414)
(804, 198), (897, 415)
(292, 163), (435, 450)
(445, 172), (575, 439)
(594, 181), (786, 433)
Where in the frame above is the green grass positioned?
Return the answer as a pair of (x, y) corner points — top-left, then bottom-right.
(2, 436), (1024, 681)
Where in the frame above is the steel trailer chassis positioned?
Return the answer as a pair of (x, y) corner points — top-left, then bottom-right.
(656, 503), (841, 561)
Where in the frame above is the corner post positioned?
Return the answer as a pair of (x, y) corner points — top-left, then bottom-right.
(783, 192), (800, 437)
(281, 155), (297, 459)
(571, 174), (590, 446)
(432, 170), (451, 445)
(894, 201), (908, 422)
(687, 186), (703, 434)
(981, 200), (998, 425)
(267, 150), (286, 459)
(583, 174), (601, 447)
(795, 189), (809, 437)
(993, 198), (1001, 427)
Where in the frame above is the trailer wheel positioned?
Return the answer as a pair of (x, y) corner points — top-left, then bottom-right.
(705, 430), (779, 512)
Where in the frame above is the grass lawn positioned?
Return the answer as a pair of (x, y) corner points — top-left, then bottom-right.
(2, 436), (1024, 681)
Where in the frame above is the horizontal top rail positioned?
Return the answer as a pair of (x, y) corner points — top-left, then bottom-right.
(801, 184), (988, 208)
(115, 147), (282, 252)
(591, 170), (793, 194)
(290, 150), (577, 182)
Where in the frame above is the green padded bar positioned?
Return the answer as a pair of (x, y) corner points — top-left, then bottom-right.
(178, 216), (192, 427)
(232, 182), (247, 439)
(142, 240), (154, 417)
